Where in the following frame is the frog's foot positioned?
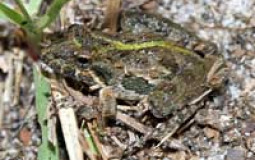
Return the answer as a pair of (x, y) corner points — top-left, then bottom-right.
(99, 86), (146, 124)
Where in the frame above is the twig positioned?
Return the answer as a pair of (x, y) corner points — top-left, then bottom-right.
(0, 81), (4, 127)
(116, 112), (152, 134)
(155, 126), (179, 148)
(111, 136), (127, 150)
(189, 89), (212, 105)
(117, 105), (139, 112)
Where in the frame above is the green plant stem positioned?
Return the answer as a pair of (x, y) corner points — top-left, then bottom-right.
(14, 0), (33, 23)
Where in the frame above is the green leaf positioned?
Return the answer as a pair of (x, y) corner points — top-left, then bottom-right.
(36, 0), (70, 30)
(24, 0), (42, 16)
(0, 2), (26, 25)
(34, 68), (59, 160)
(0, 9), (7, 20)
(0, 2), (39, 42)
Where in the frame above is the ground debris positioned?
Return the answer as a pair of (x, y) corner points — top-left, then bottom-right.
(1, 0), (255, 159)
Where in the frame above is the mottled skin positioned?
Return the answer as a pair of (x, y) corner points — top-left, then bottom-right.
(41, 11), (225, 120)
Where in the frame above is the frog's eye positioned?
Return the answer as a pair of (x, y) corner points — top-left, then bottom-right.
(77, 56), (89, 64)
(76, 53), (91, 64)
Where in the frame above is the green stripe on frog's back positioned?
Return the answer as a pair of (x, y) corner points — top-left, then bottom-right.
(88, 32), (201, 58)
(120, 11), (218, 56)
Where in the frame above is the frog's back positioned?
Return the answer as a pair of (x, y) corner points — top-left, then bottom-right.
(121, 10), (218, 56)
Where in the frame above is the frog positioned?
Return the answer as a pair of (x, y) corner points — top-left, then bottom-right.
(41, 10), (226, 141)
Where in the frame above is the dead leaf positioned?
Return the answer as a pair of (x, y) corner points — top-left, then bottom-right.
(19, 127), (31, 146)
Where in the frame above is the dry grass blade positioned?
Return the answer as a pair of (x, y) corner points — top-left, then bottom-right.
(87, 122), (108, 160)
(80, 127), (101, 160)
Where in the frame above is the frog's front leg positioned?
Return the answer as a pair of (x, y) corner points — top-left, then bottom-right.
(99, 86), (145, 123)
